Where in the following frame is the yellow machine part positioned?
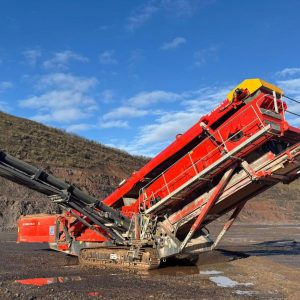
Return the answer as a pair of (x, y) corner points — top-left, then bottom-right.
(227, 78), (284, 103)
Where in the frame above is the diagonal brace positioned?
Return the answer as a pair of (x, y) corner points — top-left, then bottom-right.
(211, 200), (246, 250)
(180, 164), (237, 251)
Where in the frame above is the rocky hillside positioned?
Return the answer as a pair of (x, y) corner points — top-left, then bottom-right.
(0, 111), (299, 230)
(241, 181), (300, 223)
(0, 111), (148, 230)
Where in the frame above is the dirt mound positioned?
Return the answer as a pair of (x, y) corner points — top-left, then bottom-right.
(0, 111), (299, 230)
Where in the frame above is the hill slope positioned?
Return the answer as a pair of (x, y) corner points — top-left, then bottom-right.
(0, 111), (149, 229)
(0, 111), (299, 230)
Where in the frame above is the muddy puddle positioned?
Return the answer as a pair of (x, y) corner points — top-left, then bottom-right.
(206, 274), (253, 288)
(224, 239), (300, 268)
(15, 276), (83, 286)
(140, 248), (246, 277)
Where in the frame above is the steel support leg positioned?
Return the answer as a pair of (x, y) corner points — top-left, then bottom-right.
(211, 200), (246, 250)
(180, 165), (236, 251)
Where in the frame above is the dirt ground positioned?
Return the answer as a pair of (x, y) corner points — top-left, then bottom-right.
(0, 224), (299, 299)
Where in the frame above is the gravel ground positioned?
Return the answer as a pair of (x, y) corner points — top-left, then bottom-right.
(0, 225), (299, 299)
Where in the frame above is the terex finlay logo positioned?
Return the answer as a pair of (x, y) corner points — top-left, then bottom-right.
(22, 222), (36, 226)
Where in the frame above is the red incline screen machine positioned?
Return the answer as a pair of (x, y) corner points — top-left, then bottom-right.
(1, 78), (299, 269)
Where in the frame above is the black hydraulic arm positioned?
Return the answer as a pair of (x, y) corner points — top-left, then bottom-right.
(0, 151), (130, 243)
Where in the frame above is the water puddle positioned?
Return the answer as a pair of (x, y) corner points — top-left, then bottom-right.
(208, 275), (253, 288)
(200, 270), (255, 295)
(257, 240), (297, 247)
(199, 270), (223, 275)
(147, 250), (245, 278)
(209, 275), (239, 288)
(15, 276), (82, 286)
(147, 265), (200, 276)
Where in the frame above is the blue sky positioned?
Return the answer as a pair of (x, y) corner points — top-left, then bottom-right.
(0, 0), (299, 156)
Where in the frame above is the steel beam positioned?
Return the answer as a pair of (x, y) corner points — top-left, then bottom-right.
(211, 200), (246, 250)
(179, 165), (236, 251)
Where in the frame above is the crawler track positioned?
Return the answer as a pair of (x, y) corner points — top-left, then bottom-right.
(79, 247), (161, 270)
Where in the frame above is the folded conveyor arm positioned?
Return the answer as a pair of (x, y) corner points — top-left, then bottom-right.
(0, 151), (130, 243)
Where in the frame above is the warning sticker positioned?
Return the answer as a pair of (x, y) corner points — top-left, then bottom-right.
(49, 225), (55, 236)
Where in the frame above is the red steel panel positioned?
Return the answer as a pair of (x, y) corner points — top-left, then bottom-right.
(17, 214), (59, 243)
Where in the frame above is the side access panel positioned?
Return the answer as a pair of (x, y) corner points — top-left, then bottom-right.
(17, 214), (59, 243)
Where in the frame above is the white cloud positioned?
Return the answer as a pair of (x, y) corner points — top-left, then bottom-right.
(22, 48), (42, 66)
(276, 77), (300, 127)
(103, 106), (149, 120)
(285, 102), (300, 127)
(288, 102), (300, 114)
(32, 108), (90, 123)
(161, 0), (204, 17)
(129, 90), (181, 107)
(0, 81), (13, 92)
(128, 49), (144, 68)
(66, 119), (130, 133)
(126, 1), (214, 31)
(101, 89), (115, 103)
(106, 140), (165, 157)
(0, 83), (13, 112)
(194, 46), (218, 67)
(181, 86), (230, 112)
(97, 83), (231, 156)
(137, 111), (199, 145)
(277, 78), (300, 95)
(108, 84), (230, 156)
(101, 90), (180, 128)
(0, 101), (8, 112)
(161, 37), (186, 50)
(99, 50), (118, 65)
(134, 86), (229, 147)
(66, 123), (95, 132)
(99, 120), (129, 129)
(276, 68), (300, 78)
(36, 72), (98, 92)
(20, 90), (95, 111)
(19, 73), (98, 124)
(126, 3), (159, 31)
(43, 50), (89, 70)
